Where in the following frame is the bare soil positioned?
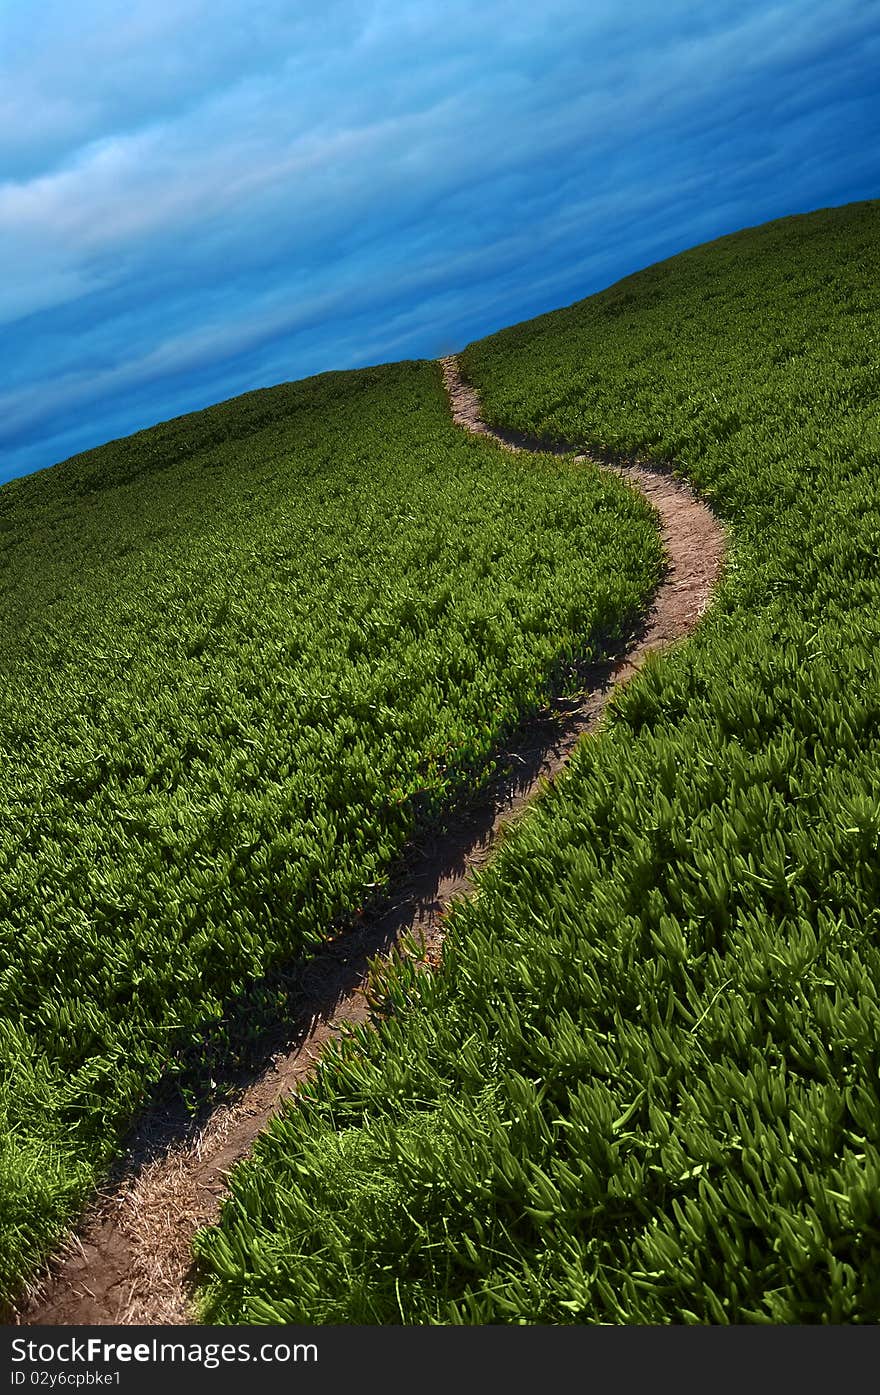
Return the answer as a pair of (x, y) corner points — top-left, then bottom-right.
(17, 356), (725, 1327)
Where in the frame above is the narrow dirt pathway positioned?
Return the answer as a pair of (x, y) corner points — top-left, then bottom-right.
(18, 357), (724, 1327)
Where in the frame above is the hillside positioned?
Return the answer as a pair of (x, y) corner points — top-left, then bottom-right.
(0, 361), (661, 1306)
(195, 200), (880, 1323)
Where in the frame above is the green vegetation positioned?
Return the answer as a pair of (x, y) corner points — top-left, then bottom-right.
(0, 361), (659, 1306)
(195, 200), (880, 1324)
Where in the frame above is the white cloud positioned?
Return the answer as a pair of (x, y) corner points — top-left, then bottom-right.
(0, 0), (878, 480)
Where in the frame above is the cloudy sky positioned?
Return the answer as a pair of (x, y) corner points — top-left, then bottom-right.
(1, 0), (878, 484)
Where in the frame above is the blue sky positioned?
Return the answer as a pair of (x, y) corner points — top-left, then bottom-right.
(1, 0), (878, 485)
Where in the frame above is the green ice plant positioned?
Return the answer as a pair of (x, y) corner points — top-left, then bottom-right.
(195, 200), (880, 1324)
(0, 357), (659, 1306)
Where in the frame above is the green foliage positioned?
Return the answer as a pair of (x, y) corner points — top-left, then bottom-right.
(195, 200), (880, 1323)
(0, 361), (658, 1305)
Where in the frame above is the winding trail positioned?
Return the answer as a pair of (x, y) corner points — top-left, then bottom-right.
(18, 357), (724, 1327)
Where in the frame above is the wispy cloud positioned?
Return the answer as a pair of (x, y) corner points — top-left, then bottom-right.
(1, 0), (878, 482)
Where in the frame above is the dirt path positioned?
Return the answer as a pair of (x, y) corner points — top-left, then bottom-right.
(18, 357), (724, 1327)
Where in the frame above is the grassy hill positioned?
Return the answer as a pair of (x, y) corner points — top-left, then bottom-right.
(194, 200), (880, 1323)
(0, 361), (660, 1305)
